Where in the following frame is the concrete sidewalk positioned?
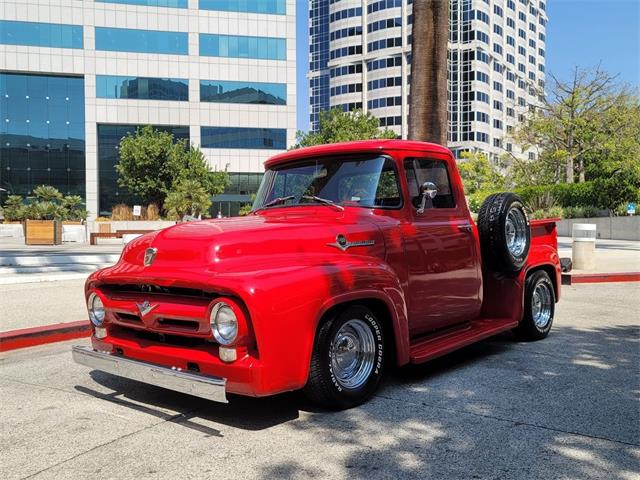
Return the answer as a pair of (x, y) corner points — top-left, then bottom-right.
(558, 237), (640, 274)
(1, 283), (637, 479)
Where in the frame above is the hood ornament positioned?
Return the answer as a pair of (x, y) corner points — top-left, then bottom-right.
(327, 234), (375, 252)
(144, 247), (157, 266)
(136, 300), (157, 317)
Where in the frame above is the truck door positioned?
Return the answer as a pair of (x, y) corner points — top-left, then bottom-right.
(402, 157), (482, 336)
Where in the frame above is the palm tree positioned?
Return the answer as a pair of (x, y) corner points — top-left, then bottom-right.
(408, 0), (449, 145)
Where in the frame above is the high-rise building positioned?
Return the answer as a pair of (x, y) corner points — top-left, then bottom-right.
(0, 0), (297, 217)
(308, 0), (547, 161)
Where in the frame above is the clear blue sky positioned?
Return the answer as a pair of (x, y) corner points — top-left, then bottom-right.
(295, 0), (640, 132)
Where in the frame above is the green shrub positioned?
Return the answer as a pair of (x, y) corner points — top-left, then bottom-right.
(530, 206), (564, 220)
(563, 206), (585, 219)
(466, 189), (501, 213)
(2, 195), (26, 221)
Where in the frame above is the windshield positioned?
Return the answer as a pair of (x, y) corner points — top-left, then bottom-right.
(252, 155), (402, 211)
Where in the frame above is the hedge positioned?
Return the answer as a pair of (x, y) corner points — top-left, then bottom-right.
(468, 181), (639, 213)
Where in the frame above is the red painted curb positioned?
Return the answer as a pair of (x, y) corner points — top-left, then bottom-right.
(562, 272), (640, 285)
(0, 321), (91, 352)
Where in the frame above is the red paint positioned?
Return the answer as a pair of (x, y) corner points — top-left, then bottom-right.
(83, 140), (561, 397)
(0, 321), (90, 352)
(564, 272), (640, 284)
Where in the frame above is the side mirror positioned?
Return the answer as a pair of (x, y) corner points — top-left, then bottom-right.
(417, 181), (437, 214)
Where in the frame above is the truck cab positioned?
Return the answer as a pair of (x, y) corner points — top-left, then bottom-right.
(74, 140), (561, 409)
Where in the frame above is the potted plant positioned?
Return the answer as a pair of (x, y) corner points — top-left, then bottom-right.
(21, 186), (89, 245)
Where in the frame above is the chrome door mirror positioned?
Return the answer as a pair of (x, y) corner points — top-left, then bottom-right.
(417, 181), (437, 214)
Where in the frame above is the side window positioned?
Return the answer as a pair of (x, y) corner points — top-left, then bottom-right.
(404, 158), (456, 209)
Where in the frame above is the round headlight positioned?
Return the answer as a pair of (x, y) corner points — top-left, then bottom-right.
(210, 302), (238, 345)
(88, 292), (105, 326)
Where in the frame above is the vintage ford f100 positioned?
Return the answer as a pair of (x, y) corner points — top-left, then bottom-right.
(73, 140), (561, 409)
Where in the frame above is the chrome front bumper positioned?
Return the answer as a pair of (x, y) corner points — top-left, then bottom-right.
(72, 345), (228, 403)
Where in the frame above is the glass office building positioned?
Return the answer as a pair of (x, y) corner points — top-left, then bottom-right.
(0, 2), (296, 216)
(308, 0), (547, 161)
(0, 72), (86, 197)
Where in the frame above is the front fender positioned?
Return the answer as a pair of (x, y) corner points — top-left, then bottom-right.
(245, 254), (408, 393)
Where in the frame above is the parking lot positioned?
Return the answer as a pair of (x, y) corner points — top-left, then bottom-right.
(1, 281), (638, 480)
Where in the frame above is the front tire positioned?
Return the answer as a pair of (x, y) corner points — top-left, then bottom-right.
(516, 270), (555, 341)
(304, 305), (385, 409)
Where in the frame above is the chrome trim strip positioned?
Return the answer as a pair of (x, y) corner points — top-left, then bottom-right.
(72, 345), (228, 403)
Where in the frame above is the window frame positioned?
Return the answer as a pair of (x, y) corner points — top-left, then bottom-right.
(403, 157), (457, 211)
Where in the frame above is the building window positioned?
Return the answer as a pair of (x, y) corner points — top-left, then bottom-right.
(96, 0), (187, 7)
(97, 124), (189, 215)
(0, 73), (85, 200)
(96, 76), (188, 101)
(200, 80), (286, 105)
(199, 34), (286, 60)
(0, 20), (82, 49)
(330, 6), (363, 22)
(199, 0), (285, 14)
(200, 127), (286, 149)
(95, 27), (188, 55)
(211, 172), (265, 217)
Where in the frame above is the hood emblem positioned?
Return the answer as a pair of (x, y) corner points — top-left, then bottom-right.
(327, 234), (375, 252)
(136, 300), (157, 317)
(144, 247), (157, 266)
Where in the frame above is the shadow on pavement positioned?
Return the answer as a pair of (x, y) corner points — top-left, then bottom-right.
(74, 324), (638, 479)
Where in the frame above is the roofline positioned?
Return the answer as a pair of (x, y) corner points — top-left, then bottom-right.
(264, 140), (453, 168)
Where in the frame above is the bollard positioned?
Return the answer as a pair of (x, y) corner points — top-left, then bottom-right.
(572, 223), (596, 270)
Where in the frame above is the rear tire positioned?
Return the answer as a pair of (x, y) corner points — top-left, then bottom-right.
(304, 305), (385, 410)
(516, 270), (555, 341)
(478, 192), (531, 273)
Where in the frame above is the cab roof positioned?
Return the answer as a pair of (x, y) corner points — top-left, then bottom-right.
(264, 140), (453, 169)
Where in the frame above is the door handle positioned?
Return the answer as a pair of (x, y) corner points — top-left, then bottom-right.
(458, 224), (473, 233)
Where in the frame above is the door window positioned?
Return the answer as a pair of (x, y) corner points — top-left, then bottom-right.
(404, 158), (456, 209)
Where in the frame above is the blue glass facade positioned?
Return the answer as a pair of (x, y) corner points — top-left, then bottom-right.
(0, 20), (83, 49)
(97, 76), (188, 101)
(97, 124), (189, 214)
(0, 73), (85, 199)
(199, 0), (285, 14)
(95, 0), (187, 7)
(200, 80), (286, 105)
(199, 34), (286, 60)
(201, 127), (286, 149)
(95, 27), (188, 55)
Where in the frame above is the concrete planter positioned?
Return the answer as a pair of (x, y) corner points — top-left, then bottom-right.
(557, 216), (640, 241)
(62, 224), (88, 243)
(0, 223), (25, 239)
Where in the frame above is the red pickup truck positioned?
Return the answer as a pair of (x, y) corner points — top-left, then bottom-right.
(73, 140), (561, 409)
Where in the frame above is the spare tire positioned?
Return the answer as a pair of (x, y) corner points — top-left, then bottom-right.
(477, 192), (531, 273)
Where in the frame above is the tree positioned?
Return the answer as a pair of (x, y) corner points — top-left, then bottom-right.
(116, 126), (229, 212)
(294, 108), (397, 148)
(164, 179), (213, 220)
(408, 0), (449, 144)
(457, 151), (505, 194)
(513, 67), (636, 183)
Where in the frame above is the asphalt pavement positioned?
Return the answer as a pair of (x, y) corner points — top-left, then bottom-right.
(1, 282), (638, 479)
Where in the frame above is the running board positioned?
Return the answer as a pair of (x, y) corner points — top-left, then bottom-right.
(409, 318), (517, 364)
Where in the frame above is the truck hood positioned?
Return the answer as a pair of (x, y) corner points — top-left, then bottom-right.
(117, 207), (387, 274)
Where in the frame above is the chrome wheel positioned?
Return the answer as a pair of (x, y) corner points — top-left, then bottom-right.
(531, 282), (553, 328)
(505, 207), (528, 257)
(330, 319), (376, 390)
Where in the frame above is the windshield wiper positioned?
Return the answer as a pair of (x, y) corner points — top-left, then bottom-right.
(252, 195), (295, 213)
(301, 195), (345, 211)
